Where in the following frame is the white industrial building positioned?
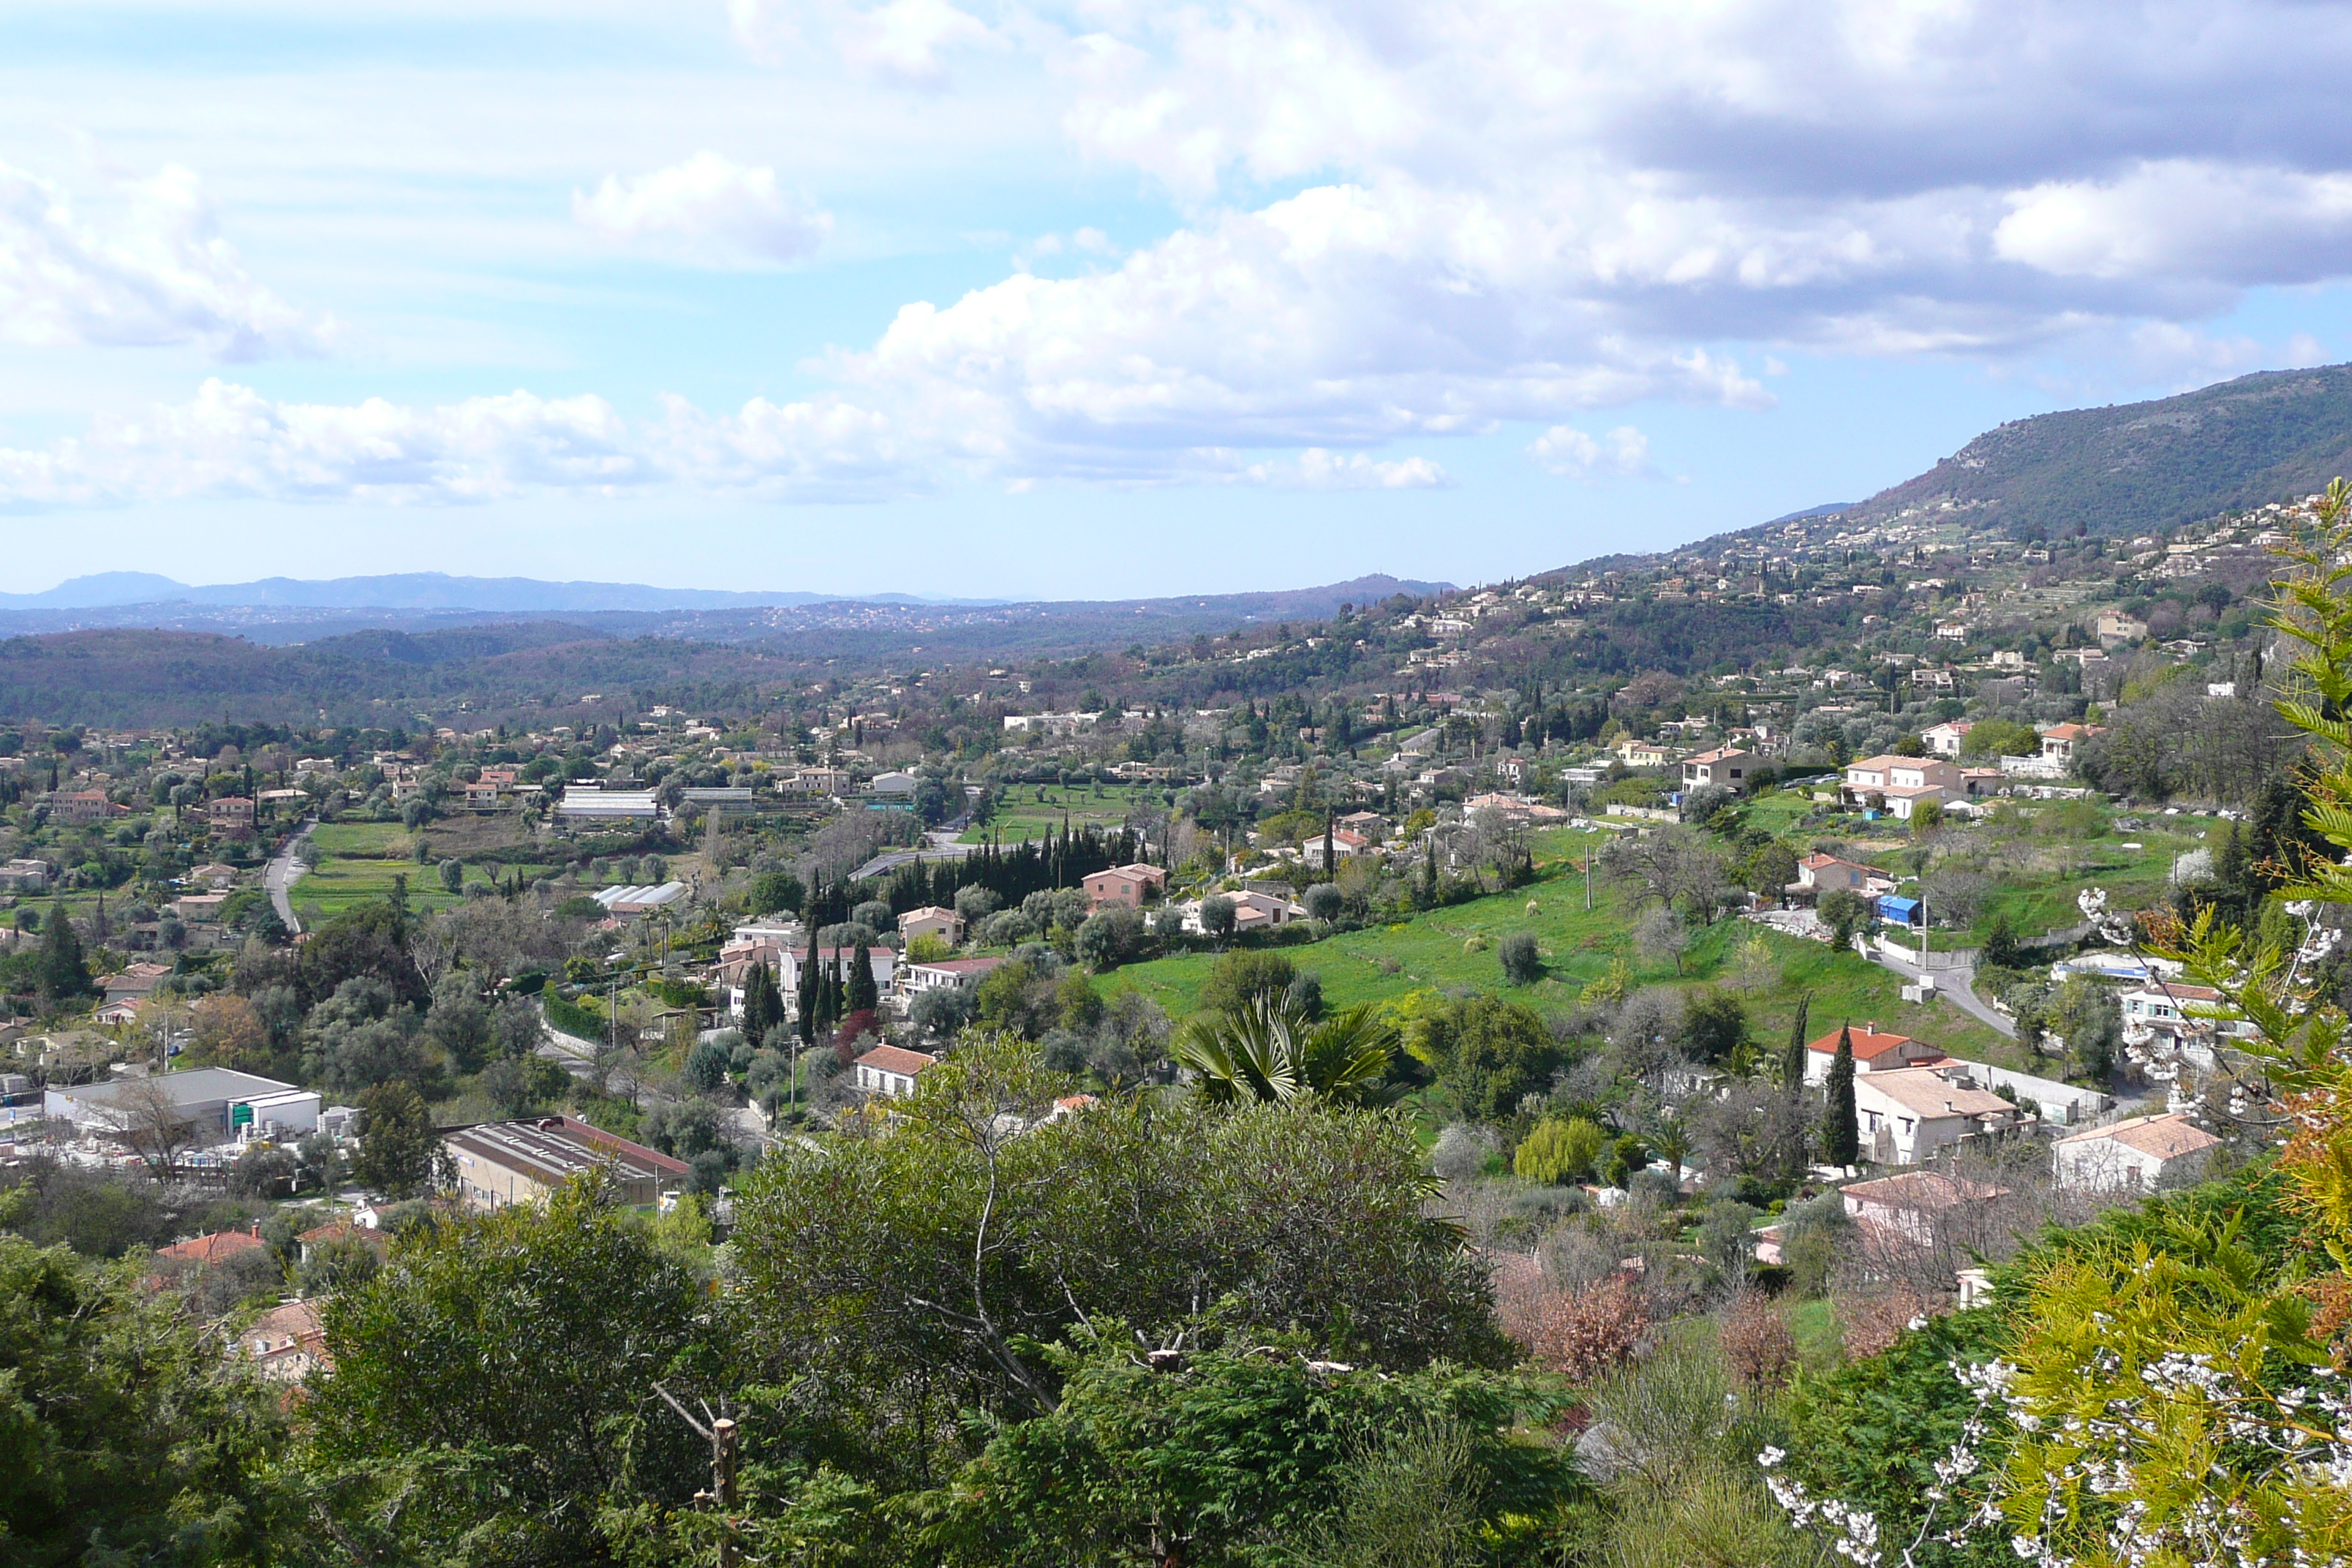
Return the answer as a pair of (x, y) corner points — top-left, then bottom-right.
(47, 1067), (320, 1144)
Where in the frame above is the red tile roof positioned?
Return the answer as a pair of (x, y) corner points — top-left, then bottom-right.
(854, 1044), (938, 1077)
(1805, 1026), (1916, 1060)
(157, 1229), (265, 1264)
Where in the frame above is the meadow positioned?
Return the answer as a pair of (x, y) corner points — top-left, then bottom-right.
(1096, 826), (2032, 1070)
(962, 781), (1168, 846)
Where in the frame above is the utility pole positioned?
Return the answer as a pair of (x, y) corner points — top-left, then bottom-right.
(1585, 849), (1593, 911)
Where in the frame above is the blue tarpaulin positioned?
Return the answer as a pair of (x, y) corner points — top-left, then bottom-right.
(1877, 894), (1923, 927)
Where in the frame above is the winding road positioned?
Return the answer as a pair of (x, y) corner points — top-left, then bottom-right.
(1870, 943), (2016, 1039)
(263, 820), (317, 937)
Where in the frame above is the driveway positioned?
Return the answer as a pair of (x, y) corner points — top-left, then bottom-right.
(1872, 945), (2016, 1039)
(263, 820), (317, 936)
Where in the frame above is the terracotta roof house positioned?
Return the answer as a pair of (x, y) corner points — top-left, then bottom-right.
(1082, 863), (1168, 911)
(2038, 723), (2106, 764)
(1794, 853), (1888, 895)
(1852, 1068), (2030, 1164)
(1801, 1025), (1942, 1085)
(297, 1218), (390, 1265)
(1922, 720), (1972, 757)
(157, 1229), (268, 1267)
(238, 1299), (328, 1382)
(2053, 1112), (2223, 1192)
(1681, 747), (1759, 790)
(853, 1044), (938, 1099)
(897, 905), (965, 946)
(1841, 1169), (2010, 1247)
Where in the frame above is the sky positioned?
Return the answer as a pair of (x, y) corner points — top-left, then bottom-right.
(1, 0), (2350, 602)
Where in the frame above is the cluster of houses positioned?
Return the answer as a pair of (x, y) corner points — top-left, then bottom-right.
(1660, 722), (2108, 823)
(1777, 1018), (2220, 1194)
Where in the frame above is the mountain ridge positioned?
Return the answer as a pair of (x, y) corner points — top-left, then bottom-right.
(1841, 363), (2352, 540)
(0, 571), (1007, 614)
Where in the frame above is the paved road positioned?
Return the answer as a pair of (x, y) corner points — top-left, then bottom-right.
(263, 819), (317, 936)
(848, 841), (978, 881)
(1872, 944), (2016, 1039)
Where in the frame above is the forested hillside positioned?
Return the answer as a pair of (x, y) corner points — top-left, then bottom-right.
(1850, 362), (2352, 538)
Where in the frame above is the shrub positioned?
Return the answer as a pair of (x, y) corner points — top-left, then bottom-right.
(1199, 894), (1238, 938)
(1499, 1274), (1648, 1383)
(682, 1038), (731, 1095)
(1716, 1292), (1797, 1391)
(1628, 1168), (1681, 1207)
(1836, 1286), (1931, 1359)
(1429, 1123), (1497, 1182)
(1284, 970), (1324, 1021)
(1514, 1117), (1603, 1186)
(1498, 931), (1542, 986)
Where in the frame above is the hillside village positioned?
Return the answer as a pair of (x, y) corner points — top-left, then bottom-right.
(0, 480), (2340, 1564)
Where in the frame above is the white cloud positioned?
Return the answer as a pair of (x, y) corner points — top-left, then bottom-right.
(1240, 448), (1450, 489)
(821, 181), (1772, 482)
(1529, 424), (1656, 480)
(730, 0), (1003, 89)
(0, 379), (909, 508)
(0, 159), (336, 359)
(573, 151), (831, 265)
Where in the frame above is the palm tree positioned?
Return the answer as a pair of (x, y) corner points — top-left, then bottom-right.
(1651, 1117), (1692, 1184)
(1171, 995), (1398, 1107)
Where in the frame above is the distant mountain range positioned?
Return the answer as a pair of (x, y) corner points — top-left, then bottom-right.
(0, 571), (1002, 614)
(0, 572), (1452, 659)
(1839, 363), (2352, 539)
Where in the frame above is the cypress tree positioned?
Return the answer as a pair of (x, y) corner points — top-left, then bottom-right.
(1781, 992), (1811, 1095)
(37, 899), (93, 1004)
(1323, 815), (1335, 879)
(821, 965), (844, 1030)
(847, 941), (878, 1013)
(744, 962), (782, 1042)
(1821, 1023), (1860, 1168)
(796, 927), (818, 1045)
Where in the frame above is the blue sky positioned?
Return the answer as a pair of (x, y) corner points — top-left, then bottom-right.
(2, 0), (2350, 600)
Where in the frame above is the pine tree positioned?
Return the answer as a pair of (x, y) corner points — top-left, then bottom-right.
(1821, 1023), (1860, 1168)
(847, 941), (878, 1013)
(37, 900), (93, 1004)
(1782, 992), (1811, 1095)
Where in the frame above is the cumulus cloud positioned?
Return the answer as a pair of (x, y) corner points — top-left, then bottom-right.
(821, 182), (1774, 481)
(0, 159), (336, 359)
(0, 380), (909, 508)
(1529, 424), (1656, 480)
(1035, 1), (2352, 367)
(574, 152), (831, 265)
(683, 0), (2352, 489)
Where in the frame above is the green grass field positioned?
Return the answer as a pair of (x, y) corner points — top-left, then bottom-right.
(1096, 826), (2030, 1070)
(294, 821), (555, 920)
(963, 783), (1167, 845)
